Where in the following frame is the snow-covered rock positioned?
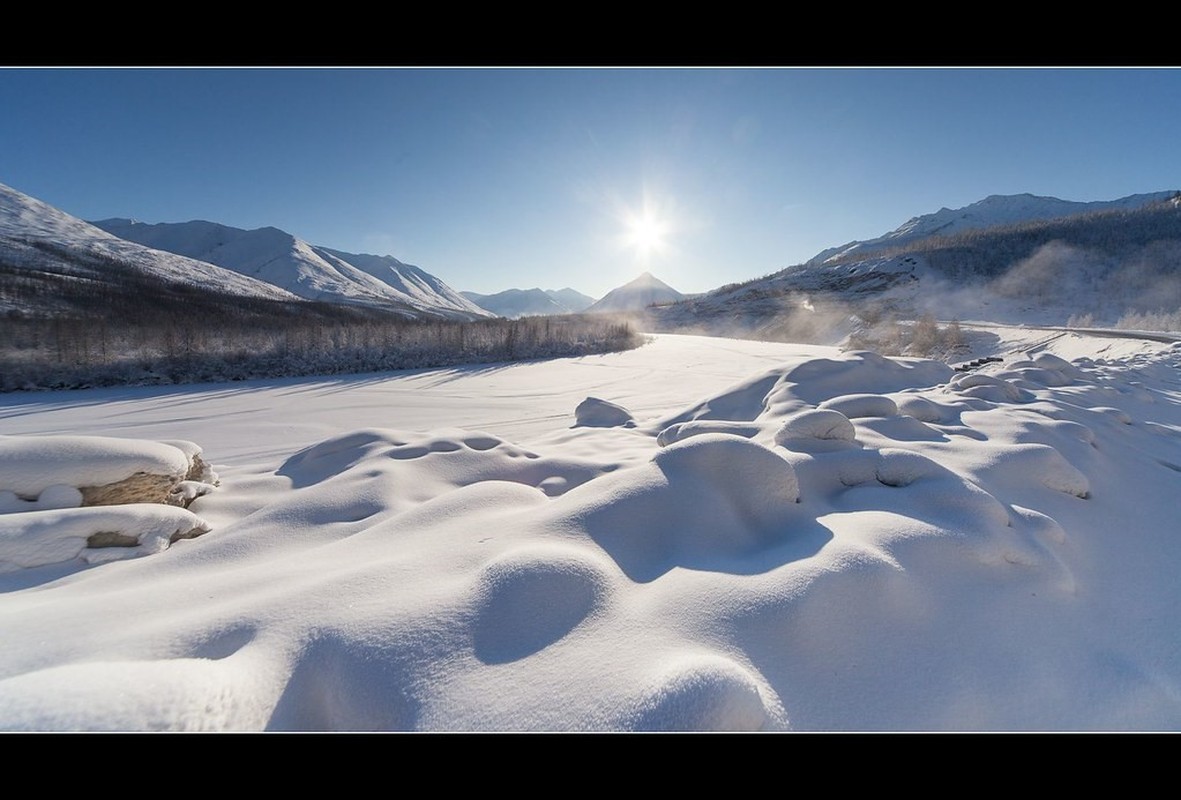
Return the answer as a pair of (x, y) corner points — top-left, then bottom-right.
(574, 397), (636, 428)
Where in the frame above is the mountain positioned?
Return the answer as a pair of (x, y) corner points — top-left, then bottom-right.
(645, 190), (1181, 341)
(0, 182), (302, 316)
(461, 287), (597, 318)
(545, 288), (596, 313)
(92, 218), (490, 320)
(811, 190), (1179, 265)
(586, 272), (685, 313)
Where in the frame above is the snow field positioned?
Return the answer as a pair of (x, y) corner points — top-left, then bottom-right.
(2, 333), (1181, 730)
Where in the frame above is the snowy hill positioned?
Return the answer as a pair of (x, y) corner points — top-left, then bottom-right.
(812, 190), (1178, 265)
(92, 218), (490, 320)
(587, 272), (685, 313)
(461, 287), (597, 318)
(647, 191), (1181, 340)
(0, 182), (301, 313)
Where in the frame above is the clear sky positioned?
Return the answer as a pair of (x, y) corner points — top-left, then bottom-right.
(2, 67), (1178, 298)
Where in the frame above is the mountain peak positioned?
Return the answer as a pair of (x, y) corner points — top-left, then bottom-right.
(811, 189), (1180, 265)
(587, 272), (684, 313)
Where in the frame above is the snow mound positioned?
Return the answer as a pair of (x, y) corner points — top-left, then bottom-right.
(623, 654), (782, 731)
(471, 546), (611, 664)
(277, 427), (612, 514)
(0, 484), (83, 514)
(764, 351), (953, 412)
(774, 409), (857, 447)
(656, 420), (764, 447)
(894, 395), (946, 423)
(0, 504), (210, 572)
(0, 435), (219, 572)
(819, 393), (900, 419)
(567, 434), (803, 582)
(0, 435), (192, 502)
(948, 373), (1034, 404)
(574, 397), (635, 428)
(967, 442), (1091, 499)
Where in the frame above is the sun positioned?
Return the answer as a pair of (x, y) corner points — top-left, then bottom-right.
(627, 211), (667, 252)
(624, 209), (669, 258)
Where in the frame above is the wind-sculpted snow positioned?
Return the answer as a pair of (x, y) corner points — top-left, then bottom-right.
(2, 332), (1181, 730)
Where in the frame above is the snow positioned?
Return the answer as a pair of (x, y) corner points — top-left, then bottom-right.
(587, 272), (685, 313)
(574, 396), (636, 428)
(0, 183), (298, 305)
(90, 217), (490, 319)
(0, 435), (191, 498)
(2, 330), (1181, 730)
(811, 190), (1178, 265)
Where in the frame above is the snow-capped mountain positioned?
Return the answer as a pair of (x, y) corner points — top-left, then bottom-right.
(546, 288), (596, 313)
(0, 182), (300, 309)
(92, 218), (490, 320)
(586, 272), (685, 313)
(645, 190), (1181, 341)
(812, 190), (1179, 265)
(461, 287), (597, 318)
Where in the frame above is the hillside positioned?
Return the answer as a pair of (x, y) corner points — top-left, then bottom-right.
(647, 192), (1181, 342)
(0, 182), (303, 318)
(92, 218), (489, 320)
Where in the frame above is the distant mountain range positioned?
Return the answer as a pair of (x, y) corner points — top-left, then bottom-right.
(462, 275), (687, 318)
(90, 217), (489, 319)
(10, 179), (1178, 343)
(0, 181), (490, 323)
(461, 287), (596, 318)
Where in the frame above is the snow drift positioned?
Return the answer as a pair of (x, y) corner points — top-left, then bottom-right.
(1, 332), (1180, 731)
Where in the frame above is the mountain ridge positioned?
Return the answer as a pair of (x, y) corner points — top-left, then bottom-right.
(811, 190), (1179, 265)
(91, 217), (489, 320)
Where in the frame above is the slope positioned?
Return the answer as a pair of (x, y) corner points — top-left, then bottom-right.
(92, 218), (489, 320)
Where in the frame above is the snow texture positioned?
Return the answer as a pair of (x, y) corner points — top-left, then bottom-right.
(2, 330), (1181, 731)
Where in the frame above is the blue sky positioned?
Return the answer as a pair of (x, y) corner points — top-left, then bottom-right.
(2, 67), (1178, 297)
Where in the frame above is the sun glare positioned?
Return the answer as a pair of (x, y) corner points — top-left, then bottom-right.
(626, 211), (668, 256)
